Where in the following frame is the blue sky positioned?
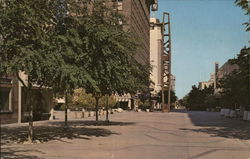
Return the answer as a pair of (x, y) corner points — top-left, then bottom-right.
(153, 0), (249, 98)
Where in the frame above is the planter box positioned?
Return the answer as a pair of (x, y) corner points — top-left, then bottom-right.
(243, 111), (249, 120)
(146, 109), (150, 112)
(229, 110), (236, 118)
(90, 111), (95, 117)
(224, 109), (230, 117)
(82, 112), (89, 118)
(247, 112), (250, 121)
(49, 108), (54, 120)
(74, 111), (79, 119)
(220, 109), (225, 116)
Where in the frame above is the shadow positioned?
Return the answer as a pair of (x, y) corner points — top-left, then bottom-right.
(1, 147), (44, 159)
(51, 120), (136, 127)
(1, 121), (123, 145)
(171, 109), (189, 113)
(181, 111), (250, 140)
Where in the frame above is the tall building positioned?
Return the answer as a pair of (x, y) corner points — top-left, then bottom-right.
(149, 17), (162, 96)
(111, 0), (158, 65)
(112, 0), (158, 109)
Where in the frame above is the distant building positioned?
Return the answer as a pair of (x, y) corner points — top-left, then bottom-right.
(149, 17), (163, 96)
(214, 61), (239, 95)
(198, 73), (214, 90)
(198, 61), (238, 91)
(110, 0), (158, 65)
(112, 0), (158, 109)
(217, 61), (239, 80)
(170, 74), (176, 92)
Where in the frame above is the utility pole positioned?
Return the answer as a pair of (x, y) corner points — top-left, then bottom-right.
(161, 12), (172, 112)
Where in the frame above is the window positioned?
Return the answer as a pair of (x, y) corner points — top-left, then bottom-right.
(0, 87), (12, 112)
(150, 22), (154, 30)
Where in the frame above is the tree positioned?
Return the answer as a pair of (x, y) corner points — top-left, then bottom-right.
(82, 0), (151, 121)
(72, 88), (117, 110)
(50, 0), (97, 128)
(0, 0), (95, 141)
(158, 90), (178, 107)
(184, 85), (214, 111)
(235, 0), (250, 31)
(0, 0), (62, 142)
(219, 47), (250, 110)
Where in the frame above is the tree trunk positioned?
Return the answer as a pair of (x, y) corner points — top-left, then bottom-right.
(95, 97), (99, 121)
(16, 72), (33, 142)
(27, 89), (34, 143)
(64, 91), (68, 129)
(106, 95), (109, 122)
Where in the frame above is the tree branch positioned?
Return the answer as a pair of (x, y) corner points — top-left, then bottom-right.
(16, 71), (28, 89)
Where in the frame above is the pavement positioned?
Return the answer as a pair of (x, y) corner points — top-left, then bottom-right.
(1, 110), (250, 159)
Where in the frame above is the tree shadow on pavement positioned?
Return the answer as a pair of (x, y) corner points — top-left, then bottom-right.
(181, 111), (250, 140)
(1, 122), (123, 145)
(49, 120), (136, 127)
(1, 147), (44, 159)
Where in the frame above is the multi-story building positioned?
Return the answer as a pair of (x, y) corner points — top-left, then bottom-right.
(111, 0), (157, 65)
(112, 0), (158, 109)
(198, 61), (238, 90)
(217, 61), (239, 79)
(149, 17), (162, 96)
(170, 74), (176, 92)
(198, 73), (215, 90)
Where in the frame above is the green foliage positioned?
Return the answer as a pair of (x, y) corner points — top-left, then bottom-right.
(235, 0), (250, 31)
(157, 90), (178, 104)
(82, 0), (151, 97)
(0, 0), (60, 88)
(138, 99), (151, 110)
(71, 88), (117, 110)
(218, 47), (250, 110)
(184, 85), (214, 111)
(72, 89), (95, 110)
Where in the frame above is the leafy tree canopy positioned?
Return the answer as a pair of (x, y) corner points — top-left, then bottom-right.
(235, 0), (250, 31)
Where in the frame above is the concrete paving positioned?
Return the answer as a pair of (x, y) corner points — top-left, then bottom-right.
(1, 110), (250, 159)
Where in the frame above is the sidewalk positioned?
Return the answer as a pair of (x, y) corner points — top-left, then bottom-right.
(1, 111), (250, 159)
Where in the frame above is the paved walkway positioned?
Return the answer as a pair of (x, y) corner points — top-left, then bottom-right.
(1, 111), (250, 159)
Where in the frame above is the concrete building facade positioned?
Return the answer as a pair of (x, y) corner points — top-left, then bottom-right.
(0, 73), (53, 124)
(170, 74), (176, 92)
(111, 0), (157, 65)
(149, 17), (163, 96)
(198, 73), (215, 90)
(112, 0), (158, 109)
(198, 61), (238, 91)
